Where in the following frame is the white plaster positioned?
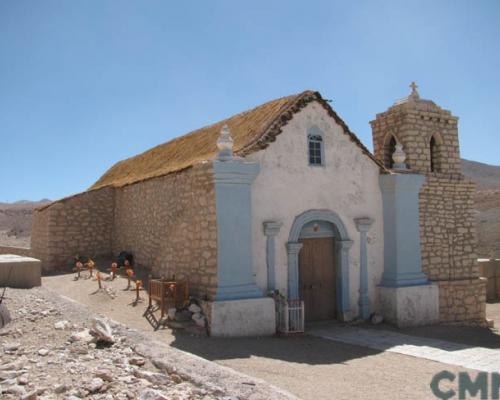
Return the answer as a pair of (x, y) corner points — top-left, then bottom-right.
(246, 102), (385, 319)
(379, 283), (439, 327)
(209, 297), (276, 337)
(0, 254), (40, 263)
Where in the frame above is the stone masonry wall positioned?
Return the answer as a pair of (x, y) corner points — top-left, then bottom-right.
(113, 163), (218, 300)
(438, 279), (486, 325)
(419, 176), (486, 324)
(371, 103), (462, 176)
(31, 187), (115, 272)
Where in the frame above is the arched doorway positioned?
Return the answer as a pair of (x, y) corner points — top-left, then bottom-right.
(298, 221), (337, 321)
(287, 210), (352, 321)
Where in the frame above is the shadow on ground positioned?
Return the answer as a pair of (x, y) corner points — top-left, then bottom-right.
(170, 330), (385, 366)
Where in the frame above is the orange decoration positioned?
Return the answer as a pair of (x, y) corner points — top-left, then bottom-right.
(126, 268), (134, 289)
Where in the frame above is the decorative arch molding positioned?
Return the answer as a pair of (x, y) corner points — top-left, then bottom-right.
(286, 209), (353, 321)
(288, 209), (350, 242)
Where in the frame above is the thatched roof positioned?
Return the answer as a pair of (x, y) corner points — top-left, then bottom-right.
(90, 90), (385, 190)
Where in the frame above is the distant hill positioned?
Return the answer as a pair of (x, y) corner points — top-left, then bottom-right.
(0, 199), (51, 248)
(461, 159), (500, 191)
(461, 159), (500, 258)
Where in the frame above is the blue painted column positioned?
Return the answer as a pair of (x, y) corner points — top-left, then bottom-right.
(354, 218), (374, 320)
(263, 221), (282, 292)
(213, 159), (263, 300)
(337, 239), (353, 320)
(379, 173), (428, 287)
(286, 242), (303, 300)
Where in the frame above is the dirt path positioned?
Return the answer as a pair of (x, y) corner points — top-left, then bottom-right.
(42, 273), (491, 400)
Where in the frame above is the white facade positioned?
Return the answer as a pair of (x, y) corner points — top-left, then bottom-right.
(246, 102), (385, 319)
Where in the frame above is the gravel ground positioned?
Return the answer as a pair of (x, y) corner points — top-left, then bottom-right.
(0, 284), (297, 400)
(41, 272), (485, 400)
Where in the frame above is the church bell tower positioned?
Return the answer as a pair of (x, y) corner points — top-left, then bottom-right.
(371, 83), (486, 326)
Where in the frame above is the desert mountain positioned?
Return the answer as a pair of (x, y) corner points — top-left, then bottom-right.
(0, 199), (51, 248)
(461, 159), (500, 258)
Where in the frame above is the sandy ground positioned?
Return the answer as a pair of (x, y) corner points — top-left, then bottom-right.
(40, 272), (496, 400)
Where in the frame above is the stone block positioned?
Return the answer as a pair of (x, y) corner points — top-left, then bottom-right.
(0, 254), (42, 288)
(208, 297), (276, 337)
(379, 283), (439, 327)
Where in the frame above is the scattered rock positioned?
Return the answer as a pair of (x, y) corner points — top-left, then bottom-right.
(17, 374), (29, 385)
(188, 303), (201, 314)
(91, 317), (115, 344)
(133, 369), (171, 386)
(54, 383), (68, 393)
(3, 342), (21, 352)
(38, 348), (50, 356)
(129, 356), (146, 366)
(70, 329), (94, 344)
(21, 390), (37, 400)
(192, 313), (206, 327)
(54, 320), (70, 330)
(139, 388), (170, 400)
(86, 377), (104, 393)
(95, 368), (114, 382)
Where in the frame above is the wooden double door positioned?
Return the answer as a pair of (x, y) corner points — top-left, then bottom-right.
(299, 237), (337, 321)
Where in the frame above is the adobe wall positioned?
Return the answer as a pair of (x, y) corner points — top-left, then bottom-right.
(419, 176), (486, 324)
(31, 187), (115, 272)
(113, 163), (218, 300)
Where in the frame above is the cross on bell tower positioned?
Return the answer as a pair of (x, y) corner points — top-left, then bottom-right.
(409, 81), (419, 99)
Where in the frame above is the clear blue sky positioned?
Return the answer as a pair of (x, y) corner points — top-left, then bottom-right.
(1, 1), (499, 202)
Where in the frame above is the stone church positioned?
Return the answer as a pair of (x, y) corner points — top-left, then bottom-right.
(31, 84), (486, 336)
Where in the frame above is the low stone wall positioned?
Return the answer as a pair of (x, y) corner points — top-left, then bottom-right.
(31, 187), (115, 272)
(438, 278), (487, 325)
(0, 246), (31, 257)
(478, 259), (500, 301)
(113, 163), (218, 300)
